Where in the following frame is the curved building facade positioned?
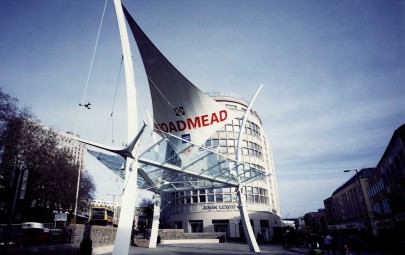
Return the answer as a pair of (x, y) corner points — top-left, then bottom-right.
(161, 92), (282, 241)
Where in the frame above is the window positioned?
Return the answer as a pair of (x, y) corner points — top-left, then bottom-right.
(223, 194), (232, 202)
(223, 187), (231, 193)
(212, 220), (229, 235)
(381, 198), (392, 214)
(243, 148), (249, 156)
(208, 189), (215, 202)
(220, 147), (228, 153)
(174, 221), (183, 229)
(225, 104), (237, 110)
(216, 194), (223, 202)
(189, 220), (203, 233)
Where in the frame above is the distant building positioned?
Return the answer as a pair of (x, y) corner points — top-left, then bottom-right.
(37, 124), (86, 169)
(366, 124), (405, 239)
(295, 216), (306, 229)
(323, 123), (405, 250)
(282, 219), (295, 228)
(324, 168), (374, 232)
(61, 131), (86, 169)
(304, 209), (328, 234)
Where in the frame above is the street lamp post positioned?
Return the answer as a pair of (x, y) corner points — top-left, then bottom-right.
(73, 103), (91, 221)
(343, 169), (370, 229)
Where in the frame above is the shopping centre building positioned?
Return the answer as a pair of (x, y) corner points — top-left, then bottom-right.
(90, 92), (283, 242)
(159, 92), (282, 241)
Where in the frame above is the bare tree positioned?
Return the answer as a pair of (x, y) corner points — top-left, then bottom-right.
(139, 198), (154, 228)
(0, 89), (95, 222)
(0, 88), (34, 222)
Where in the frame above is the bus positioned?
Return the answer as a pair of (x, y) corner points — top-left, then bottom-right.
(90, 206), (114, 226)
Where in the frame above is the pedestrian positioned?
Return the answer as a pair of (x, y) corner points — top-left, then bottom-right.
(347, 234), (361, 255)
(130, 221), (138, 246)
(308, 240), (323, 255)
(323, 233), (334, 254)
(333, 234), (346, 255)
(256, 232), (264, 245)
(344, 243), (353, 255)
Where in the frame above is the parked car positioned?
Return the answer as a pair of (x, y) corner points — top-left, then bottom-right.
(5, 222), (50, 247)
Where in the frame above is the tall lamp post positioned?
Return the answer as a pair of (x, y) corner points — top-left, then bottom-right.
(73, 103), (91, 221)
(343, 169), (370, 229)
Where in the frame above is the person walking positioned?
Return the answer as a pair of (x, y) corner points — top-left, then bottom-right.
(323, 233), (334, 254)
(257, 232), (264, 245)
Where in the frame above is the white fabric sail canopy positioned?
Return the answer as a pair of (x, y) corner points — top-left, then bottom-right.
(123, 6), (237, 157)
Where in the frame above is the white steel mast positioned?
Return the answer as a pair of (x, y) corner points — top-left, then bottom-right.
(112, 0), (139, 254)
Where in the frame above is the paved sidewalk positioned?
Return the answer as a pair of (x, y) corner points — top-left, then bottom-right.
(2, 240), (399, 254)
(94, 241), (399, 255)
(94, 242), (310, 255)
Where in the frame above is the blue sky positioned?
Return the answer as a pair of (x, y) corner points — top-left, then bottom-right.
(1, 0), (404, 217)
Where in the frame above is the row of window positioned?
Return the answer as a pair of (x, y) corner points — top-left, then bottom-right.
(372, 198), (392, 215)
(168, 186), (269, 206)
(175, 218), (270, 234)
(372, 150), (405, 193)
(238, 164), (266, 178)
(368, 179), (384, 198)
(204, 139), (263, 159)
(219, 119), (262, 140)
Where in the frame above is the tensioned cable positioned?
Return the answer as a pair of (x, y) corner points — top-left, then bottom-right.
(74, 0), (108, 136)
(102, 55), (124, 144)
(111, 56), (124, 144)
(146, 75), (175, 111)
(131, 56), (147, 125)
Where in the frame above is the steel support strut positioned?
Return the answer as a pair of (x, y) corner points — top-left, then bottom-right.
(148, 194), (161, 248)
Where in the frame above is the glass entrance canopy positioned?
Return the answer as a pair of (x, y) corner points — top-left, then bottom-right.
(90, 129), (267, 194)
